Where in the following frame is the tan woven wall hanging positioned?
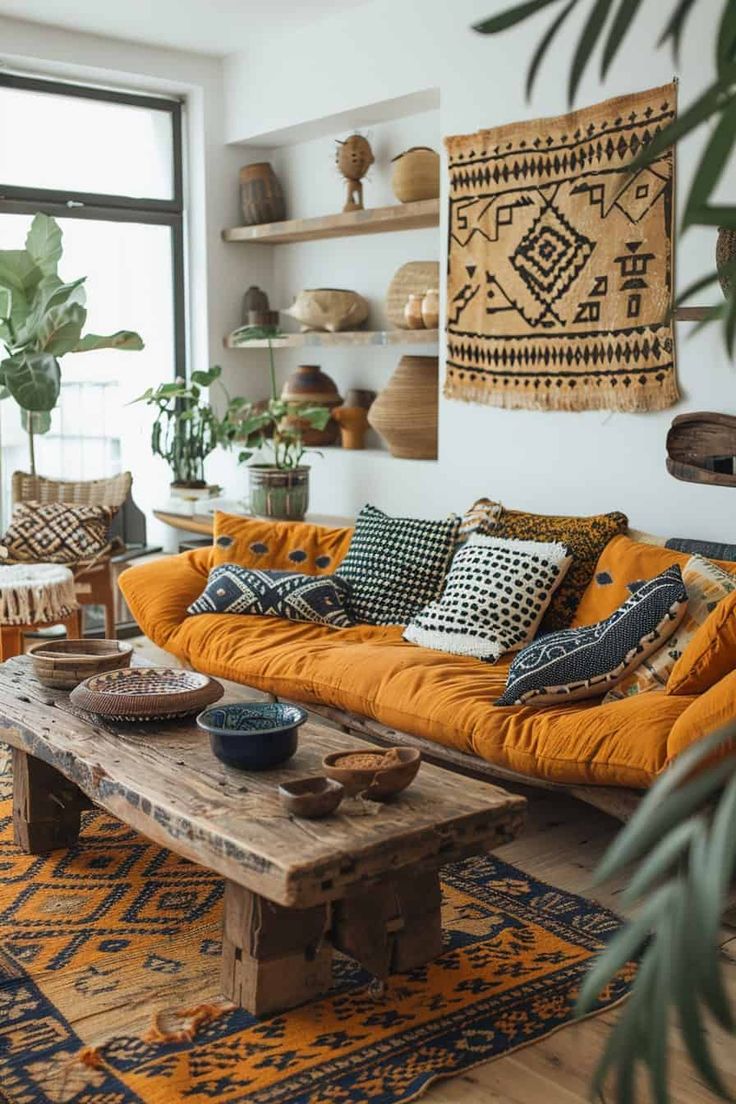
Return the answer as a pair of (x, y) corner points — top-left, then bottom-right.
(445, 83), (678, 412)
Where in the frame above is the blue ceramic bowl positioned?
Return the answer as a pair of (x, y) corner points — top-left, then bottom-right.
(196, 702), (307, 770)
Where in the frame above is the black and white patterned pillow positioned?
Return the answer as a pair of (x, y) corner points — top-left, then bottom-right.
(188, 565), (353, 628)
(335, 504), (459, 626)
(404, 535), (572, 660)
(496, 565), (688, 707)
(0, 501), (114, 564)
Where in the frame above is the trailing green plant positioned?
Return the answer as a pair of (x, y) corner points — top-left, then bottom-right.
(226, 325), (331, 470)
(474, 0), (736, 349)
(0, 213), (143, 473)
(577, 723), (736, 1102)
(133, 365), (240, 486)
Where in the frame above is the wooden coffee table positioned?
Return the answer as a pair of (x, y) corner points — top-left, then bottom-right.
(0, 656), (526, 1015)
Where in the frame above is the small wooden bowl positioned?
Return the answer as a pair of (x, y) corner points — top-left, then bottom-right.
(322, 747), (421, 801)
(278, 776), (344, 818)
(28, 638), (134, 689)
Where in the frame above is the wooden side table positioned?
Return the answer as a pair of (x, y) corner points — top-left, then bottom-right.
(0, 563), (81, 660)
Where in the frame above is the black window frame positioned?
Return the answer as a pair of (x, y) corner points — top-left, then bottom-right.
(0, 72), (186, 379)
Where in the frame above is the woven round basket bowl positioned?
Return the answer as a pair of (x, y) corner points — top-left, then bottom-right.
(28, 639), (134, 690)
(69, 667), (224, 721)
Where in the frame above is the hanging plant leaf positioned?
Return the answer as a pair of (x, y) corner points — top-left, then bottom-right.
(20, 408), (52, 436)
(601, 0), (644, 77)
(473, 0), (562, 34)
(25, 213), (63, 276)
(74, 330), (144, 352)
(526, 0), (579, 98)
(2, 351), (61, 412)
(37, 303), (87, 356)
(567, 0), (615, 104)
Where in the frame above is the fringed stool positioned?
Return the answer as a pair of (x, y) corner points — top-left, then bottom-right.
(0, 564), (81, 661)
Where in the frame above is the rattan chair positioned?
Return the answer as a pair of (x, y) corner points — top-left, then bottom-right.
(11, 471), (133, 638)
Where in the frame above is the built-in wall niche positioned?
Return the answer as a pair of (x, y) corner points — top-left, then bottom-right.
(223, 104), (442, 461)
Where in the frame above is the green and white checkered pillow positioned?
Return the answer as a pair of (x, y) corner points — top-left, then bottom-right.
(336, 505), (460, 626)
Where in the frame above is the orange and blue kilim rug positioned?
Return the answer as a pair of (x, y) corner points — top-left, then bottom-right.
(0, 751), (633, 1103)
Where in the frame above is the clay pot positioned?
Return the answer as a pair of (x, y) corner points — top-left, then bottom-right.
(403, 293), (425, 329)
(421, 288), (439, 329)
(240, 163), (286, 226)
(368, 356), (438, 460)
(345, 388), (376, 409)
(716, 227), (736, 297)
(281, 364), (342, 446)
(248, 465), (309, 520)
(332, 406), (369, 450)
(284, 288), (369, 333)
(391, 147), (440, 204)
(241, 286), (270, 325)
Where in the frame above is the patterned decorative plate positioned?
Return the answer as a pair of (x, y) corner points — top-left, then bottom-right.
(69, 667), (224, 721)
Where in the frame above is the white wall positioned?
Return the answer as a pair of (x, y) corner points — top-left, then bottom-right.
(224, 0), (736, 542)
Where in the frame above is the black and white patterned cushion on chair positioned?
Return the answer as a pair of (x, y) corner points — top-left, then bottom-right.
(188, 565), (353, 628)
(335, 504), (460, 626)
(496, 565), (688, 706)
(404, 535), (572, 660)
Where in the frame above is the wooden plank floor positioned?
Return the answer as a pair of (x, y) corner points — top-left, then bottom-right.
(131, 637), (736, 1102)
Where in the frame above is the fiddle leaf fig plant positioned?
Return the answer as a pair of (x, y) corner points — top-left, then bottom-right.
(0, 213), (144, 473)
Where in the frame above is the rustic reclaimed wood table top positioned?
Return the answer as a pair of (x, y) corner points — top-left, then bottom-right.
(0, 655), (526, 1014)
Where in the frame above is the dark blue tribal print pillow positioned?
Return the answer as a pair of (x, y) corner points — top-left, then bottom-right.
(188, 565), (353, 629)
(496, 565), (688, 707)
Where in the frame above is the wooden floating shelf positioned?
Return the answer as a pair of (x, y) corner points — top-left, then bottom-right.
(225, 329), (440, 350)
(674, 306), (718, 322)
(222, 199), (439, 245)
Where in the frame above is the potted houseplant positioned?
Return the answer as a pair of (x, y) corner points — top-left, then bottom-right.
(134, 365), (239, 498)
(0, 213), (143, 474)
(227, 325), (331, 520)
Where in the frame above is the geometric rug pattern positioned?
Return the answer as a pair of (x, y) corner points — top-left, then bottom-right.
(0, 749), (634, 1104)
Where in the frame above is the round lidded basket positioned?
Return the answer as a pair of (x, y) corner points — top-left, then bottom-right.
(28, 638), (133, 690)
(69, 667), (223, 721)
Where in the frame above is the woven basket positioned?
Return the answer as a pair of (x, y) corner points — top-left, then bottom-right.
(28, 639), (133, 690)
(69, 667), (223, 721)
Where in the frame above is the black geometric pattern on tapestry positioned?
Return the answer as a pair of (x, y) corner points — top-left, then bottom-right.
(497, 565), (688, 706)
(188, 565), (353, 628)
(404, 536), (571, 661)
(445, 85), (678, 412)
(336, 504), (460, 626)
(0, 501), (115, 565)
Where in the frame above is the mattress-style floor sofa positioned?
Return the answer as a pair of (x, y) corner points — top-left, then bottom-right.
(120, 511), (736, 818)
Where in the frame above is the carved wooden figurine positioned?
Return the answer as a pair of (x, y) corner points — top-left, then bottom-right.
(335, 134), (374, 212)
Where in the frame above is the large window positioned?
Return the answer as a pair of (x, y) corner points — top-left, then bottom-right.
(0, 74), (185, 528)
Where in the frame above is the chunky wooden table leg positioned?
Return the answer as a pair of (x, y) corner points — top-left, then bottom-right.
(12, 748), (90, 854)
(221, 881), (332, 1015)
(332, 869), (443, 979)
(0, 626), (23, 661)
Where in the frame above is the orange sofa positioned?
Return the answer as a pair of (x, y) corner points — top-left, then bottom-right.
(120, 512), (736, 794)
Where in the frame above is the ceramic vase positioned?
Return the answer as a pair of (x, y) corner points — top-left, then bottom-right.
(284, 288), (369, 333)
(391, 147), (440, 203)
(368, 356), (438, 460)
(403, 293), (425, 329)
(281, 364), (342, 446)
(241, 285), (270, 324)
(332, 406), (369, 449)
(421, 288), (439, 329)
(716, 227), (736, 297)
(240, 163), (286, 226)
(249, 465), (309, 520)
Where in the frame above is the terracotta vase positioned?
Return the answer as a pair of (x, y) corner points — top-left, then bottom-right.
(368, 356), (438, 460)
(403, 293), (425, 329)
(240, 163), (286, 226)
(391, 147), (440, 203)
(421, 288), (439, 329)
(332, 406), (369, 450)
(716, 226), (736, 297)
(281, 364), (343, 446)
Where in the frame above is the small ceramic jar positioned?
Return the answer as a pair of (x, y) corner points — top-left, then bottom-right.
(404, 293), (425, 329)
(421, 288), (439, 329)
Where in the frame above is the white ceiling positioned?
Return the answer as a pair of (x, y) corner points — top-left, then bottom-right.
(0, 0), (370, 56)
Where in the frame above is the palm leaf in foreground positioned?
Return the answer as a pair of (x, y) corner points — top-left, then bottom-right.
(577, 723), (736, 1103)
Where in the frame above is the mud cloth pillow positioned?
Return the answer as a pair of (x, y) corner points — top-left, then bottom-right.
(0, 501), (115, 564)
(496, 565), (688, 707)
(474, 506), (629, 632)
(404, 535), (572, 660)
(335, 504), (459, 626)
(188, 564), (353, 628)
(604, 555), (736, 701)
(210, 511), (354, 575)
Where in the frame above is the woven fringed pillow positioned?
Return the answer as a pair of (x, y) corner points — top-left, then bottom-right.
(497, 565), (688, 707)
(0, 501), (115, 565)
(404, 535), (572, 660)
(336, 505), (459, 626)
